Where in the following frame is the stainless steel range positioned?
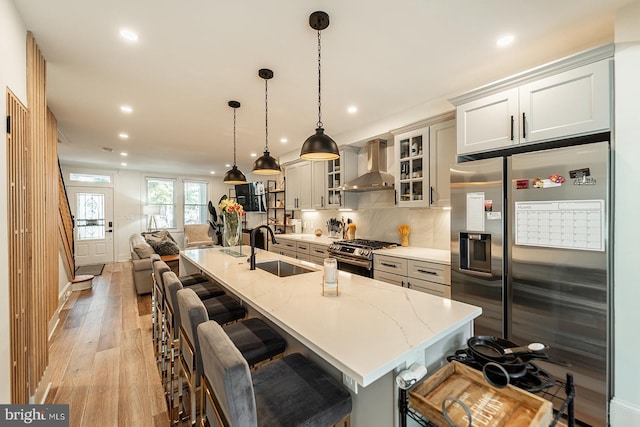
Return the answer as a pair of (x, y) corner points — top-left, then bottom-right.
(328, 239), (397, 277)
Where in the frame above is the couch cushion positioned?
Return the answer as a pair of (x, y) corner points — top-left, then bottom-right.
(131, 233), (155, 259)
(148, 239), (180, 256)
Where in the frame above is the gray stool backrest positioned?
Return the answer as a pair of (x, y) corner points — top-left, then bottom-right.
(163, 271), (184, 336)
(177, 288), (209, 381)
(152, 260), (171, 293)
(197, 320), (257, 426)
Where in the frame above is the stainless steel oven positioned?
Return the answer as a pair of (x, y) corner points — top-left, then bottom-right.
(328, 239), (397, 278)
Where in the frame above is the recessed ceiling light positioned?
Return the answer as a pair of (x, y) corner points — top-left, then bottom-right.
(347, 106), (358, 114)
(121, 162), (128, 166)
(120, 152), (128, 157)
(225, 164), (231, 168)
(102, 147), (113, 152)
(210, 171), (216, 175)
(119, 132), (129, 139)
(120, 105), (133, 114)
(250, 153), (257, 158)
(119, 29), (139, 42)
(280, 138), (288, 144)
(496, 34), (515, 47)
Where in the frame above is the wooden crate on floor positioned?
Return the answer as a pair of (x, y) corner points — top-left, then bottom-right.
(409, 361), (552, 427)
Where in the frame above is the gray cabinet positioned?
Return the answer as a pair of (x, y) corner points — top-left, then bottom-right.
(374, 253), (451, 298)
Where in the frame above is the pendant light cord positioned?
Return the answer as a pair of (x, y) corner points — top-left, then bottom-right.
(317, 29), (323, 129)
(264, 78), (269, 151)
(233, 107), (237, 166)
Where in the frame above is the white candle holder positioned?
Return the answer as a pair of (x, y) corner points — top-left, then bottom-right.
(322, 258), (339, 296)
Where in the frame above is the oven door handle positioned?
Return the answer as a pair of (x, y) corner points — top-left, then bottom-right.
(329, 253), (372, 268)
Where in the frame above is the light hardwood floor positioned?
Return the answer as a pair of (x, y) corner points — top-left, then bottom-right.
(46, 262), (170, 427)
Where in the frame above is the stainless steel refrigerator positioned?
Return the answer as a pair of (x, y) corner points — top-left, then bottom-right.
(451, 141), (610, 426)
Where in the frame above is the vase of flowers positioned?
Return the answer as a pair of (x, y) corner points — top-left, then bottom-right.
(219, 197), (244, 247)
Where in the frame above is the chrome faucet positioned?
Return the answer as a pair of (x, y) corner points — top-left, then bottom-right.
(249, 225), (278, 270)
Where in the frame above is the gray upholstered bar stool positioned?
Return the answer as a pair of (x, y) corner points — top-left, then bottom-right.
(166, 275), (247, 423)
(154, 261), (226, 400)
(198, 319), (352, 427)
(176, 288), (287, 426)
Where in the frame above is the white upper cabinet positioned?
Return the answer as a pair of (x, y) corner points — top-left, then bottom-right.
(429, 120), (457, 207)
(285, 161), (312, 210)
(519, 60), (610, 143)
(311, 160), (327, 209)
(452, 47), (612, 156)
(394, 127), (429, 207)
(327, 147), (358, 210)
(394, 117), (456, 208)
(456, 88), (519, 155)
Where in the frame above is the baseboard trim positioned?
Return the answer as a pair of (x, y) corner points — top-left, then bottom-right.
(610, 397), (640, 426)
(49, 282), (71, 340)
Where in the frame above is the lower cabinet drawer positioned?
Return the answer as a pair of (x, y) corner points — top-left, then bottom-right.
(408, 278), (451, 299)
(309, 244), (329, 258)
(309, 255), (326, 266)
(296, 242), (311, 254)
(279, 249), (297, 259)
(296, 253), (310, 262)
(408, 260), (451, 286)
(374, 255), (408, 275)
(374, 270), (405, 287)
(280, 240), (297, 251)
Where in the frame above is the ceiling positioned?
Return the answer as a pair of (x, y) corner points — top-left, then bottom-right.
(13, 0), (631, 177)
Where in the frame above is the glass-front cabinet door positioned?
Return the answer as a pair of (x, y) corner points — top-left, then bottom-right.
(395, 127), (429, 207)
(327, 147), (358, 210)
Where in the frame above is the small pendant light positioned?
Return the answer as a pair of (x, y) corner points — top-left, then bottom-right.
(300, 11), (340, 161)
(253, 68), (281, 175)
(223, 100), (247, 184)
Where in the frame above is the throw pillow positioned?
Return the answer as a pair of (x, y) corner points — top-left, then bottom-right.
(148, 239), (180, 256)
(133, 243), (155, 259)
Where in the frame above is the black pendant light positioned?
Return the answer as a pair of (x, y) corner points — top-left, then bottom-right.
(300, 11), (340, 161)
(223, 100), (247, 184)
(253, 68), (281, 175)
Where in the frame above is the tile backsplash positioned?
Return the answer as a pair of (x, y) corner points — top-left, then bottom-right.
(298, 191), (450, 250)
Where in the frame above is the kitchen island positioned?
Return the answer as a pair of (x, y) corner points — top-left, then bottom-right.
(180, 246), (481, 427)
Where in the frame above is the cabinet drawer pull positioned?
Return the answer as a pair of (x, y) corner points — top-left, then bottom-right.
(314, 249), (325, 254)
(522, 112), (526, 138)
(417, 269), (438, 275)
(381, 262), (399, 268)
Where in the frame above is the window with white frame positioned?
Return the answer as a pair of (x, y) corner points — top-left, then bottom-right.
(146, 177), (176, 229)
(184, 180), (209, 225)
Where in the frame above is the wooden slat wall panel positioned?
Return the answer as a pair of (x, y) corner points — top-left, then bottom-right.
(46, 108), (59, 315)
(7, 89), (29, 403)
(26, 31), (58, 395)
(58, 161), (74, 280)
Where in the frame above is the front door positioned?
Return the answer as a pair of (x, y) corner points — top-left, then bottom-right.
(68, 187), (114, 266)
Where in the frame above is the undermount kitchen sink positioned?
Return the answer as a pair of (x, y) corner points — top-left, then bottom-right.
(255, 260), (316, 277)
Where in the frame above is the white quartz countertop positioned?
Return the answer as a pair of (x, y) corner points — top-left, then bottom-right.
(181, 246), (479, 387)
(274, 233), (339, 246)
(374, 247), (451, 265)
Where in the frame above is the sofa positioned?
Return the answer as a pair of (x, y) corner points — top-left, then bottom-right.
(129, 231), (180, 294)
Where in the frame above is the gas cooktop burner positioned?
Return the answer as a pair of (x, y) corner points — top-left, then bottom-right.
(332, 239), (398, 250)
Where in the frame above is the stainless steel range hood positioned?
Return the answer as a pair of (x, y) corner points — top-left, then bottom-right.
(341, 139), (394, 192)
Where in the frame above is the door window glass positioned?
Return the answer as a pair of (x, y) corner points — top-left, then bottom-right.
(76, 193), (105, 240)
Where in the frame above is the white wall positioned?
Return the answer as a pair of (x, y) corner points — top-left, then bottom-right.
(62, 165), (230, 261)
(0, 0), (27, 404)
(611, 1), (640, 425)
